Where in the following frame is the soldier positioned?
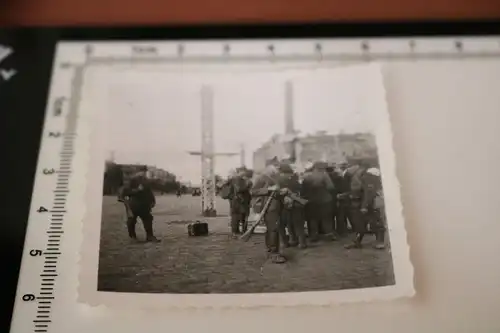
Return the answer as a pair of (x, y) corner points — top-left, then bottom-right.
(301, 161), (314, 237)
(229, 167), (252, 238)
(121, 166), (160, 243)
(325, 162), (340, 236)
(278, 161), (307, 249)
(250, 157), (287, 264)
(363, 167), (386, 249)
(336, 161), (351, 235)
(344, 159), (385, 249)
(301, 161), (336, 242)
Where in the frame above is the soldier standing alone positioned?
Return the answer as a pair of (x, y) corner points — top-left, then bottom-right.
(120, 166), (160, 243)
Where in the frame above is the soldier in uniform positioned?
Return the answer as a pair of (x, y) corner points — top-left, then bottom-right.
(229, 167), (252, 238)
(363, 167), (386, 249)
(120, 166), (160, 242)
(301, 161), (337, 242)
(301, 161), (314, 237)
(336, 161), (351, 235)
(250, 157), (287, 264)
(278, 161), (307, 249)
(325, 162), (341, 236)
(344, 159), (385, 249)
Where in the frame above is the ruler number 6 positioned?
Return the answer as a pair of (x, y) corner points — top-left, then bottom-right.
(22, 294), (36, 302)
(43, 168), (56, 175)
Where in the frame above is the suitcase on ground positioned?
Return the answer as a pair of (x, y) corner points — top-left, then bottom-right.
(188, 221), (209, 236)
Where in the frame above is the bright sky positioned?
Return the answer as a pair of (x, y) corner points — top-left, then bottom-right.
(103, 64), (382, 184)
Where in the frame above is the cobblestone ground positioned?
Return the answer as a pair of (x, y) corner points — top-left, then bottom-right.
(97, 195), (395, 293)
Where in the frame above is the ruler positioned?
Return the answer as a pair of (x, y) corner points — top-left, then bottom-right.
(8, 36), (500, 333)
(9, 53), (80, 333)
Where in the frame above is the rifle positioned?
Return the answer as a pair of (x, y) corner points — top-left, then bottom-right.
(240, 191), (276, 242)
(118, 193), (134, 219)
(285, 191), (308, 206)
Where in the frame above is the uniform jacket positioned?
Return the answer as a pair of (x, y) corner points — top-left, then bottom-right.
(229, 175), (251, 214)
(361, 172), (382, 210)
(250, 170), (282, 213)
(301, 169), (334, 204)
(121, 176), (156, 212)
(279, 172), (302, 209)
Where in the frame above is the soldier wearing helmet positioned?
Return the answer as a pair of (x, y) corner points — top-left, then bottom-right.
(250, 157), (287, 263)
(120, 165), (160, 243)
(278, 160), (307, 249)
(344, 158), (386, 249)
(301, 161), (337, 242)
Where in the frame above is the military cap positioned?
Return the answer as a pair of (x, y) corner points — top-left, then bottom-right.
(278, 162), (294, 174)
(304, 161), (314, 171)
(313, 161), (328, 170)
(236, 166), (248, 173)
(325, 162), (336, 171)
(265, 156), (280, 166)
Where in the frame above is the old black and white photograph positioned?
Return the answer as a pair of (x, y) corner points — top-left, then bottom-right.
(78, 60), (412, 307)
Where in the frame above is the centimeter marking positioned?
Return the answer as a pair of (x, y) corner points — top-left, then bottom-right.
(34, 134), (76, 331)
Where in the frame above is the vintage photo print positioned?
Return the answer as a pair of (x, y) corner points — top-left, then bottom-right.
(77, 57), (414, 308)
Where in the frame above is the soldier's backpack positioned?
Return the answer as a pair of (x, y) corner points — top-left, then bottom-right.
(187, 221), (209, 237)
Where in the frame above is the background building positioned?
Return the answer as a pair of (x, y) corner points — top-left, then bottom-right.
(252, 132), (378, 172)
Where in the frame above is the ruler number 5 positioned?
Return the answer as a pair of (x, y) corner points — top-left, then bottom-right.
(30, 249), (43, 256)
(48, 131), (62, 138)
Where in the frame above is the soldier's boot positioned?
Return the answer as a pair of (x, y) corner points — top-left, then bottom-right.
(344, 233), (364, 249)
(271, 252), (287, 264)
(323, 233), (337, 242)
(289, 233), (299, 247)
(373, 231), (386, 250)
(281, 234), (290, 248)
(143, 219), (160, 243)
(126, 218), (137, 240)
(298, 235), (307, 249)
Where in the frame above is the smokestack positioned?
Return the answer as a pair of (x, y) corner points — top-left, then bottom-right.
(240, 143), (246, 167)
(285, 80), (294, 135)
(284, 81), (297, 163)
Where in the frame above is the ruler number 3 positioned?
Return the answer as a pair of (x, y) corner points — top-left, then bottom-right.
(22, 294), (36, 302)
(43, 168), (56, 175)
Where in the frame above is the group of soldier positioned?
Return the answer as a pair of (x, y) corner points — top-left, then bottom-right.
(224, 156), (386, 264)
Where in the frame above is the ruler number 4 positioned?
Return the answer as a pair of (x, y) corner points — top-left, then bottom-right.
(37, 206), (48, 213)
